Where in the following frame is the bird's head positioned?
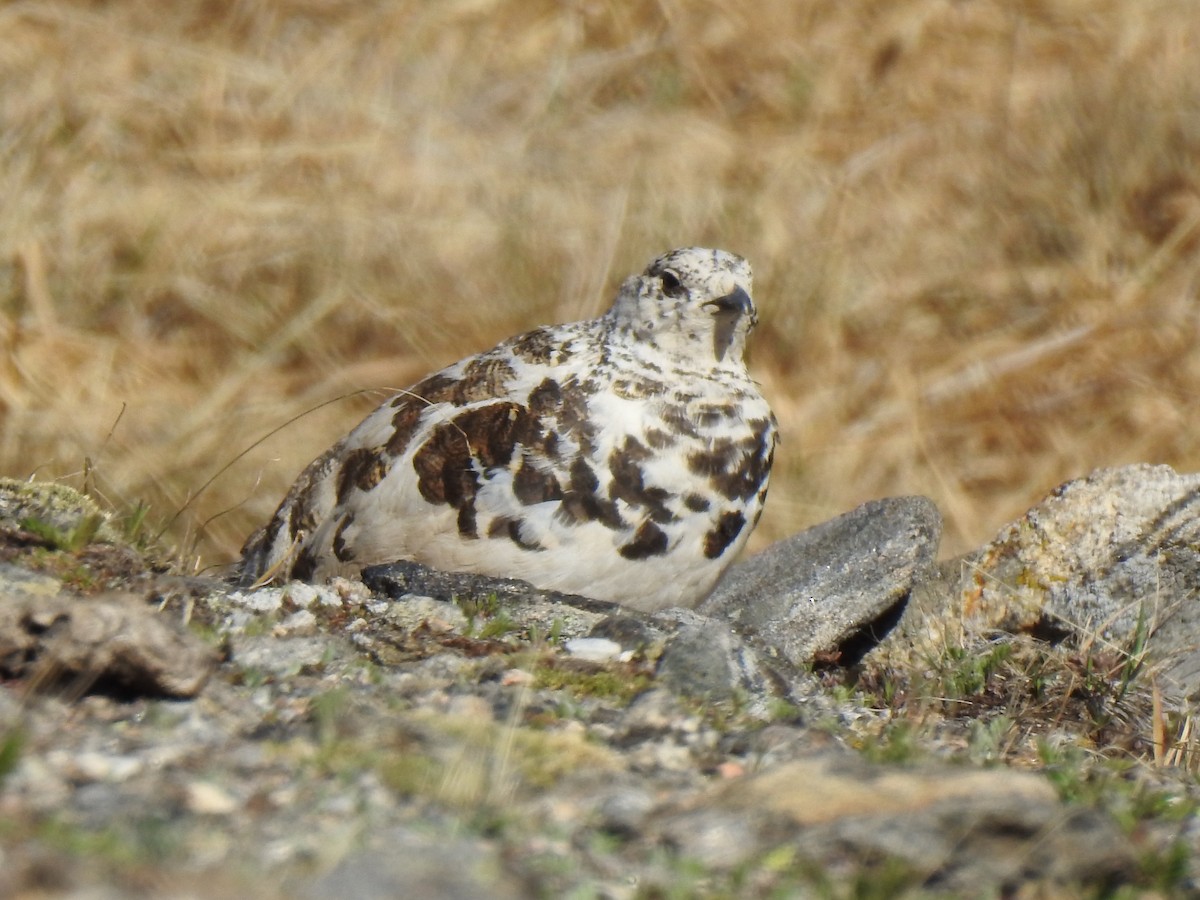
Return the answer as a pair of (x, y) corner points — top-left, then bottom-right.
(610, 247), (757, 366)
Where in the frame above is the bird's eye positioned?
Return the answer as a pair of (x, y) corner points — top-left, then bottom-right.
(660, 270), (684, 297)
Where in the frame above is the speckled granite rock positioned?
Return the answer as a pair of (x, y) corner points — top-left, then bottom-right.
(883, 465), (1200, 699)
(0, 479), (123, 545)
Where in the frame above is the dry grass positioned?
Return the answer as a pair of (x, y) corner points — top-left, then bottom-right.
(3, 0), (1200, 571)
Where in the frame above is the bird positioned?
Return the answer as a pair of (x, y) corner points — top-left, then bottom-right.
(239, 247), (777, 613)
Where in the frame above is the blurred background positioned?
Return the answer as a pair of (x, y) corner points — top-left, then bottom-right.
(3, 0), (1199, 572)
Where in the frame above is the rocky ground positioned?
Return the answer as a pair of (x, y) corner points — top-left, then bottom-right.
(2, 469), (1200, 898)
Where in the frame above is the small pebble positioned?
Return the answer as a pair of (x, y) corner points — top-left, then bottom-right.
(502, 668), (535, 686)
(282, 583), (321, 608)
(275, 609), (317, 635)
(71, 751), (143, 782)
(236, 588), (286, 614)
(716, 761), (746, 779)
(185, 781), (240, 815)
(564, 637), (623, 662)
(447, 694), (495, 721)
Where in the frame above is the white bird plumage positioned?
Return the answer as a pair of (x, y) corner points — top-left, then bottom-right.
(240, 247), (777, 613)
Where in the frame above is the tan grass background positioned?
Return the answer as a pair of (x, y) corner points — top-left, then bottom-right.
(3, 0), (1200, 572)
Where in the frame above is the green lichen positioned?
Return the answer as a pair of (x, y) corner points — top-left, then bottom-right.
(0, 478), (121, 546)
(532, 661), (651, 704)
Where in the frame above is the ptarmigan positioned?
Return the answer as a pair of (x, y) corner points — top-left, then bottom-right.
(239, 247), (777, 613)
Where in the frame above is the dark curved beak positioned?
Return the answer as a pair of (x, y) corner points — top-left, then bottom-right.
(704, 286), (754, 317)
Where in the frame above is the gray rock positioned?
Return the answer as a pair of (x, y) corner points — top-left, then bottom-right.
(0, 563), (62, 601)
(802, 801), (1130, 892)
(0, 478), (123, 545)
(699, 496), (942, 666)
(234, 635), (342, 680)
(377, 595), (468, 633)
(361, 559), (618, 615)
(363, 561), (791, 709)
(614, 688), (690, 745)
(595, 783), (657, 837)
(0, 584), (218, 698)
(296, 828), (525, 900)
(360, 559), (618, 642)
(654, 753), (1134, 889)
(650, 608), (784, 707)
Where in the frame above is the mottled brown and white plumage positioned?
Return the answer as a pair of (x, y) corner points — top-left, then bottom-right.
(239, 247), (777, 612)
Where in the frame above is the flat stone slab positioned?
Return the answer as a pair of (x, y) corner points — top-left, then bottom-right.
(361, 559), (619, 616)
(357, 560), (789, 707)
(699, 496), (942, 666)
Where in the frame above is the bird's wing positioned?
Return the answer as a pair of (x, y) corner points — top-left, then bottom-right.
(240, 324), (599, 582)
